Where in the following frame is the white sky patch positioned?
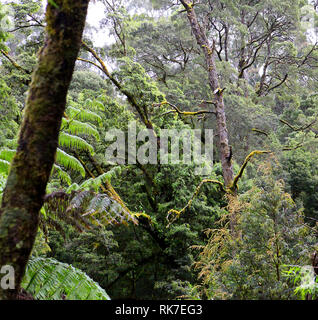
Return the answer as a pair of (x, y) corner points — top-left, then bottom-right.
(2, 0), (112, 47)
(87, 1), (104, 28)
(86, 1), (112, 47)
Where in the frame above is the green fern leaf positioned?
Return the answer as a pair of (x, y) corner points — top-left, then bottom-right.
(22, 257), (111, 300)
(80, 168), (122, 191)
(59, 132), (94, 153)
(66, 183), (81, 192)
(91, 100), (105, 111)
(44, 190), (138, 228)
(52, 164), (72, 186)
(0, 159), (10, 174)
(56, 148), (85, 177)
(61, 118), (100, 140)
(0, 148), (15, 162)
(66, 106), (102, 124)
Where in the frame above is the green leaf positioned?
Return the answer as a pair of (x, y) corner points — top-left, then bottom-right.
(61, 118), (100, 140)
(66, 106), (102, 124)
(0, 148), (15, 162)
(52, 164), (72, 186)
(0, 159), (9, 174)
(56, 148), (85, 177)
(22, 257), (111, 300)
(58, 132), (94, 153)
(48, 0), (59, 9)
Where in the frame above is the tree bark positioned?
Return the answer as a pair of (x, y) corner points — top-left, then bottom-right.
(0, 0), (89, 300)
(180, 1), (234, 187)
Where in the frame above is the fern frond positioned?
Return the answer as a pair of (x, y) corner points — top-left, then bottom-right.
(61, 118), (100, 140)
(67, 190), (91, 211)
(44, 190), (138, 228)
(58, 132), (94, 153)
(56, 148), (85, 177)
(80, 167), (122, 191)
(0, 159), (10, 174)
(0, 148), (15, 162)
(92, 100), (105, 111)
(52, 164), (72, 186)
(22, 257), (111, 300)
(66, 183), (81, 192)
(66, 106), (102, 124)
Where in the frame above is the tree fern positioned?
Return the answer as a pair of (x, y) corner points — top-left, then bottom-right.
(22, 257), (111, 300)
(0, 107), (99, 185)
(66, 105), (102, 124)
(52, 164), (72, 186)
(82, 98), (106, 112)
(61, 118), (100, 140)
(56, 148), (85, 177)
(43, 188), (137, 231)
(58, 132), (94, 154)
(66, 183), (81, 192)
(80, 167), (122, 191)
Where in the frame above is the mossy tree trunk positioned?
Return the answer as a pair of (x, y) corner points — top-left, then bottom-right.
(180, 0), (234, 188)
(0, 0), (89, 300)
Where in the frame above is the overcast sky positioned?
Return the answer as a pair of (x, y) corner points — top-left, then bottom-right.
(2, 0), (109, 46)
(3, 0), (317, 46)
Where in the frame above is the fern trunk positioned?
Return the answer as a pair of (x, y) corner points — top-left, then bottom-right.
(0, 0), (89, 300)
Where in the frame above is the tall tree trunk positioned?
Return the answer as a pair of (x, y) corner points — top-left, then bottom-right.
(180, 1), (234, 187)
(0, 0), (89, 300)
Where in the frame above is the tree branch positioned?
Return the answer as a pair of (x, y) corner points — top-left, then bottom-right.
(231, 150), (272, 191)
(167, 179), (226, 227)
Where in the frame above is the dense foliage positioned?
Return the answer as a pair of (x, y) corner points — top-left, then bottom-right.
(0, 0), (318, 300)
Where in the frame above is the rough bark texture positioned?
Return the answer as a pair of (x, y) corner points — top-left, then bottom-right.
(0, 0), (89, 300)
(180, 1), (234, 187)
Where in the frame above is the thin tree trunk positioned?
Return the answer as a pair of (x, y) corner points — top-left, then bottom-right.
(0, 0), (89, 300)
(180, 1), (234, 187)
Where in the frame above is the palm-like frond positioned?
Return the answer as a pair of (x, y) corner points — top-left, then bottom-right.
(61, 118), (100, 140)
(58, 132), (94, 154)
(0, 159), (9, 174)
(22, 257), (110, 300)
(56, 148), (85, 177)
(0, 148), (15, 162)
(43, 189), (137, 230)
(80, 167), (121, 191)
(52, 164), (72, 186)
(66, 106), (102, 124)
(66, 183), (81, 192)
